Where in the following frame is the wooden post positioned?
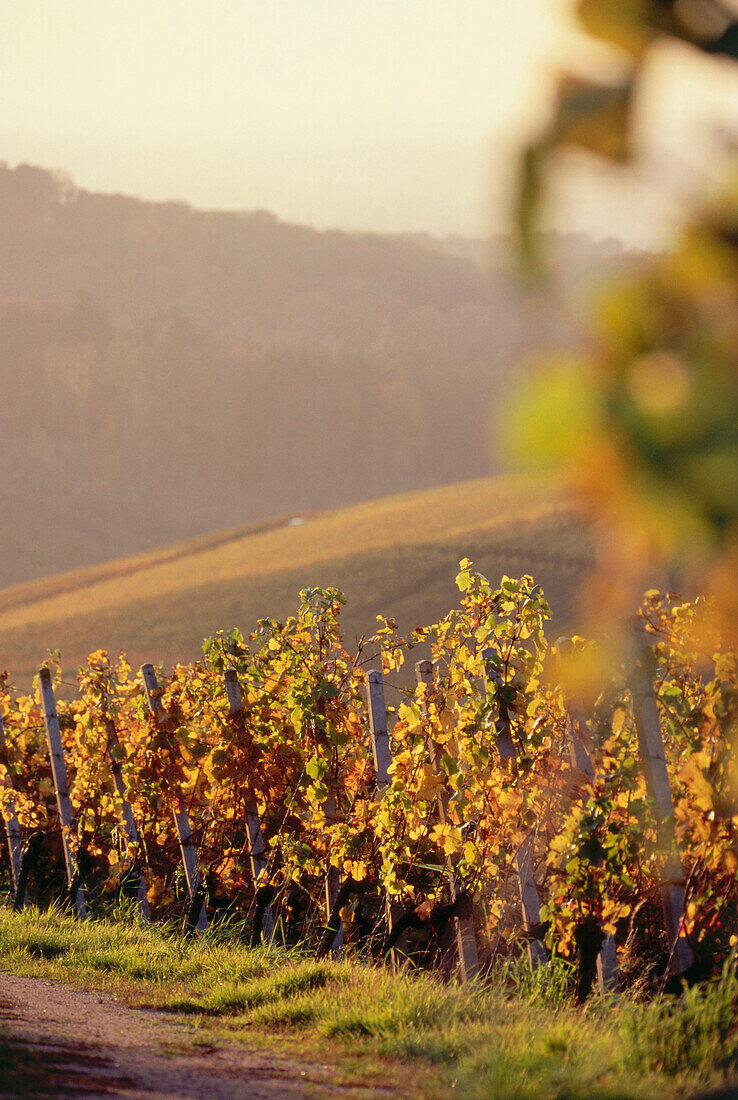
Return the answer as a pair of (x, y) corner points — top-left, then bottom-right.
(555, 639), (619, 993)
(105, 721), (150, 924)
(365, 668), (406, 966)
(482, 651), (546, 969)
(38, 668), (86, 919)
(629, 619), (693, 975)
(565, 703), (594, 779)
(140, 663), (207, 933)
(366, 670), (392, 786)
(223, 669), (274, 942)
(415, 660), (479, 981)
(0, 712), (25, 902)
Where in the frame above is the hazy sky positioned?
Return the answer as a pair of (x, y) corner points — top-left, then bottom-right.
(3, 1), (737, 245)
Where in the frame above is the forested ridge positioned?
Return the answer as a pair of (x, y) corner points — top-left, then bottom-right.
(0, 163), (626, 586)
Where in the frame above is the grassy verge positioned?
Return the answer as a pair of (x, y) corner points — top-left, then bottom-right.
(0, 905), (736, 1099)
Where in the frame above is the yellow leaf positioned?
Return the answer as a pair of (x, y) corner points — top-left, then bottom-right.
(431, 823), (463, 856)
(344, 860), (367, 882)
(416, 768), (444, 801)
(463, 841), (478, 865)
(498, 788), (523, 813)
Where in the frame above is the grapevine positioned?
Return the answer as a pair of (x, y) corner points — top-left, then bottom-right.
(0, 570), (735, 990)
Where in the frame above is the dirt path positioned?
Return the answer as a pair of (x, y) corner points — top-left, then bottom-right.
(0, 972), (372, 1099)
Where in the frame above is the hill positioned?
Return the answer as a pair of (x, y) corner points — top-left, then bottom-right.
(0, 475), (591, 690)
(0, 163), (611, 588)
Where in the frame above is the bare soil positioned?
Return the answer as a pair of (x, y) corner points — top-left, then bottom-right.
(0, 972), (378, 1099)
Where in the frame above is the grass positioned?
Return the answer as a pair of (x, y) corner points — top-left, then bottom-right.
(0, 905), (735, 1099)
(0, 473), (590, 688)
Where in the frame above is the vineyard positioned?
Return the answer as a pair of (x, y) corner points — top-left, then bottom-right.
(0, 562), (736, 1002)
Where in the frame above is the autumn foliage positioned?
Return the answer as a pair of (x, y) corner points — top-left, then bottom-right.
(0, 568), (735, 984)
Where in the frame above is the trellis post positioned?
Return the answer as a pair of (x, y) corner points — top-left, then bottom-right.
(482, 651), (546, 969)
(140, 663), (208, 933)
(365, 668), (407, 967)
(38, 668), (86, 919)
(223, 669), (274, 942)
(629, 619), (693, 975)
(415, 660), (479, 981)
(0, 712), (25, 904)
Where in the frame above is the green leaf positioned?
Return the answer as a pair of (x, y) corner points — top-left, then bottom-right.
(456, 568), (472, 593)
(306, 756), (328, 781)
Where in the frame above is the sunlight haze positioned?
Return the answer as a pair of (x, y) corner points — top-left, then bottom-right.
(5, 1), (735, 244)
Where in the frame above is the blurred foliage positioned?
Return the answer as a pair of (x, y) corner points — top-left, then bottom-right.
(516, 0), (738, 644)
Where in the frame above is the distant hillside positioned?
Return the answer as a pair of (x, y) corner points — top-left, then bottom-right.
(0, 163), (615, 587)
(0, 475), (592, 690)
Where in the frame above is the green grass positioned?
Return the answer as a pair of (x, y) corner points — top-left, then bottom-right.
(0, 474), (590, 688)
(0, 906), (735, 1099)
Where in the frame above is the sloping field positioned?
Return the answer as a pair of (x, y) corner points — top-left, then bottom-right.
(0, 475), (592, 689)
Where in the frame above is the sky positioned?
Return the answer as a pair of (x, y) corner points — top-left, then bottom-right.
(2, 1), (737, 246)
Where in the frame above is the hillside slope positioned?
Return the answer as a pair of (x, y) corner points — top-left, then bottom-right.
(0, 475), (591, 688)
(0, 164), (608, 587)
